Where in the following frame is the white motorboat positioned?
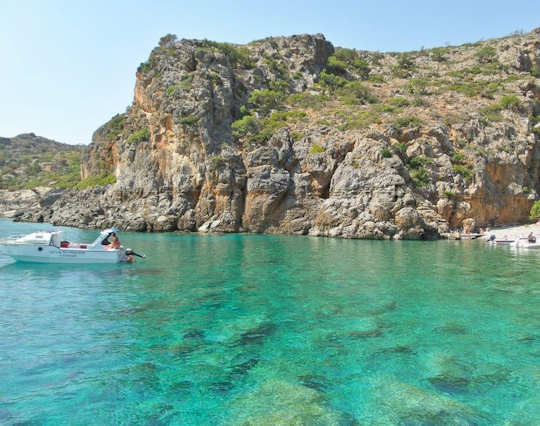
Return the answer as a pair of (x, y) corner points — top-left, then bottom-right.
(0, 228), (145, 264)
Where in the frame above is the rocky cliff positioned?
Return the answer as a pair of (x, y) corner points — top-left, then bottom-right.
(10, 29), (540, 239)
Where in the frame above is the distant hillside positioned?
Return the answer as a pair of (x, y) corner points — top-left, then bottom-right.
(0, 133), (83, 190)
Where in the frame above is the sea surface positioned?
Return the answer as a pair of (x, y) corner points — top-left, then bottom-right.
(0, 218), (538, 425)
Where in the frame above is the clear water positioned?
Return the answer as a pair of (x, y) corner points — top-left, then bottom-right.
(0, 218), (538, 425)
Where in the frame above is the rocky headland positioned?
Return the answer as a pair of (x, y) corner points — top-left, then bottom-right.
(0, 133), (83, 191)
(4, 28), (540, 239)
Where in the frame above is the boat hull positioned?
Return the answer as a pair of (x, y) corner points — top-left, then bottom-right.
(0, 244), (122, 264)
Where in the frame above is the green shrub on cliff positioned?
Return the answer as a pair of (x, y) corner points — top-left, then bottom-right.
(451, 152), (466, 164)
(393, 115), (421, 128)
(499, 95), (520, 111)
(388, 97), (410, 107)
(249, 89), (285, 115)
(326, 55), (347, 74)
(105, 114), (126, 139)
(76, 174), (116, 190)
(338, 81), (377, 105)
(318, 71), (348, 92)
(126, 128), (150, 144)
(201, 40), (254, 69)
(232, 110), (306, 145)
(407, 78), (429, 96)
(232, 114), (261, 139)
(530, 201), (540, 221)
(310, 144), (325, 154)
(453, 164), (473, 182)
(341, 110), (381, 130)
(328, 48), (371, 79)
(288, 93), (327, 109)
(381, 148), (393, 158)
(476, 46), (497, 63)
(409, 167), (429, 187)
(480, 103), (503, 122)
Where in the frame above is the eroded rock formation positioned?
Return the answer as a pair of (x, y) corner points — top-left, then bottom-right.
(7, 29), (540, 239)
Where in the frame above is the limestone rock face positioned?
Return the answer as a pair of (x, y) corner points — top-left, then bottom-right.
(8, 29), (540, 239)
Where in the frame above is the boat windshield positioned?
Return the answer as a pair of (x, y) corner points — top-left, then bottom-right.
(91, 228), (119, 247)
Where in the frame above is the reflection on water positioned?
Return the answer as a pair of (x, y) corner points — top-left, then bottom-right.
(0, 219), (539, 425)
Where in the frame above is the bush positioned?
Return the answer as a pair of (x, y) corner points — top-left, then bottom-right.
(343, 110), (381, 129)
(166, 84), (180, 97)
(530, 200), (540, 220)
(178, 115), (199, 127)
(444, 190), (456, 199)
(397, 53), (415, 70)
(263, 58), (289, 78)
(310, 144), (325, 154)
(137, 56), (157, 74)
(375, 104), (401, 114)
(388, 97), (410, 107)
(381, 148), (392, 158)
(408, 155), (433, 169)
(318, 71), (348, 92)
(430, 47), (450, 62)
(231, 114), (261, 139)
(475, 46), (497, 63)
(393, 116), (422, 128)
(288, 93), (327, 108)
(331, 48), (370, 79)
(451, 152), (466, 164)
(210, 155), (223, 168)
(410, 167), (429, 187)
(232, 110), (306, 145)
(179, 74), (194, 90)
(105, 114), (126, 139)
(407, 78), (429, 96)
(76, 174), (116, 190)
(392, 142), (407, 155)
(334, 48), (356, 63)
(480, 103), (503, 122)
(201, 40), (254, 68)
(249, 89), (285, 115)
(368, 74), (385, 83)
(337, 81), (377, 105)
(126, 128), (150, 144)
(453, 164), (473, 182)
(326, 55), (347, 74)
(448, 79), (502, 98)
(499, 95), (520, 111)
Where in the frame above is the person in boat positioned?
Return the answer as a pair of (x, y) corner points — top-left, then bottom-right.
(109, 233), (121, 249)
(528, 232), (536, 243)
(101, 232), (112, 246)
(101, 231), (121, 249)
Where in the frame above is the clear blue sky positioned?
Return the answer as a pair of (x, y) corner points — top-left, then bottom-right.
(1, 0), (538, 144)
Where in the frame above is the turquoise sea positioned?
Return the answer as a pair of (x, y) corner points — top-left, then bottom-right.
(0, 218), (538, 425)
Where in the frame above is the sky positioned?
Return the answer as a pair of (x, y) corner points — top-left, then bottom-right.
(1, 0), (538, 145)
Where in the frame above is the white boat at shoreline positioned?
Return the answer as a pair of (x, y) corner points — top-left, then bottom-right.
(0, 228), (145, 263)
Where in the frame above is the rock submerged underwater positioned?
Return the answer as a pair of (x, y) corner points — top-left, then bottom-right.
(5, 28), (540, 240)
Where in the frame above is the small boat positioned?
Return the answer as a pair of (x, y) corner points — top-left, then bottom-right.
(0, 228), (145, 264)
(494, 239), (515, 244)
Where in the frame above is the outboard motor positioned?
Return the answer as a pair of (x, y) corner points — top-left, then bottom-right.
(125, 248), (146, 258)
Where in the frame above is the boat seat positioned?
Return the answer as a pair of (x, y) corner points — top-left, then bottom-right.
(60, 241), (70, 248)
